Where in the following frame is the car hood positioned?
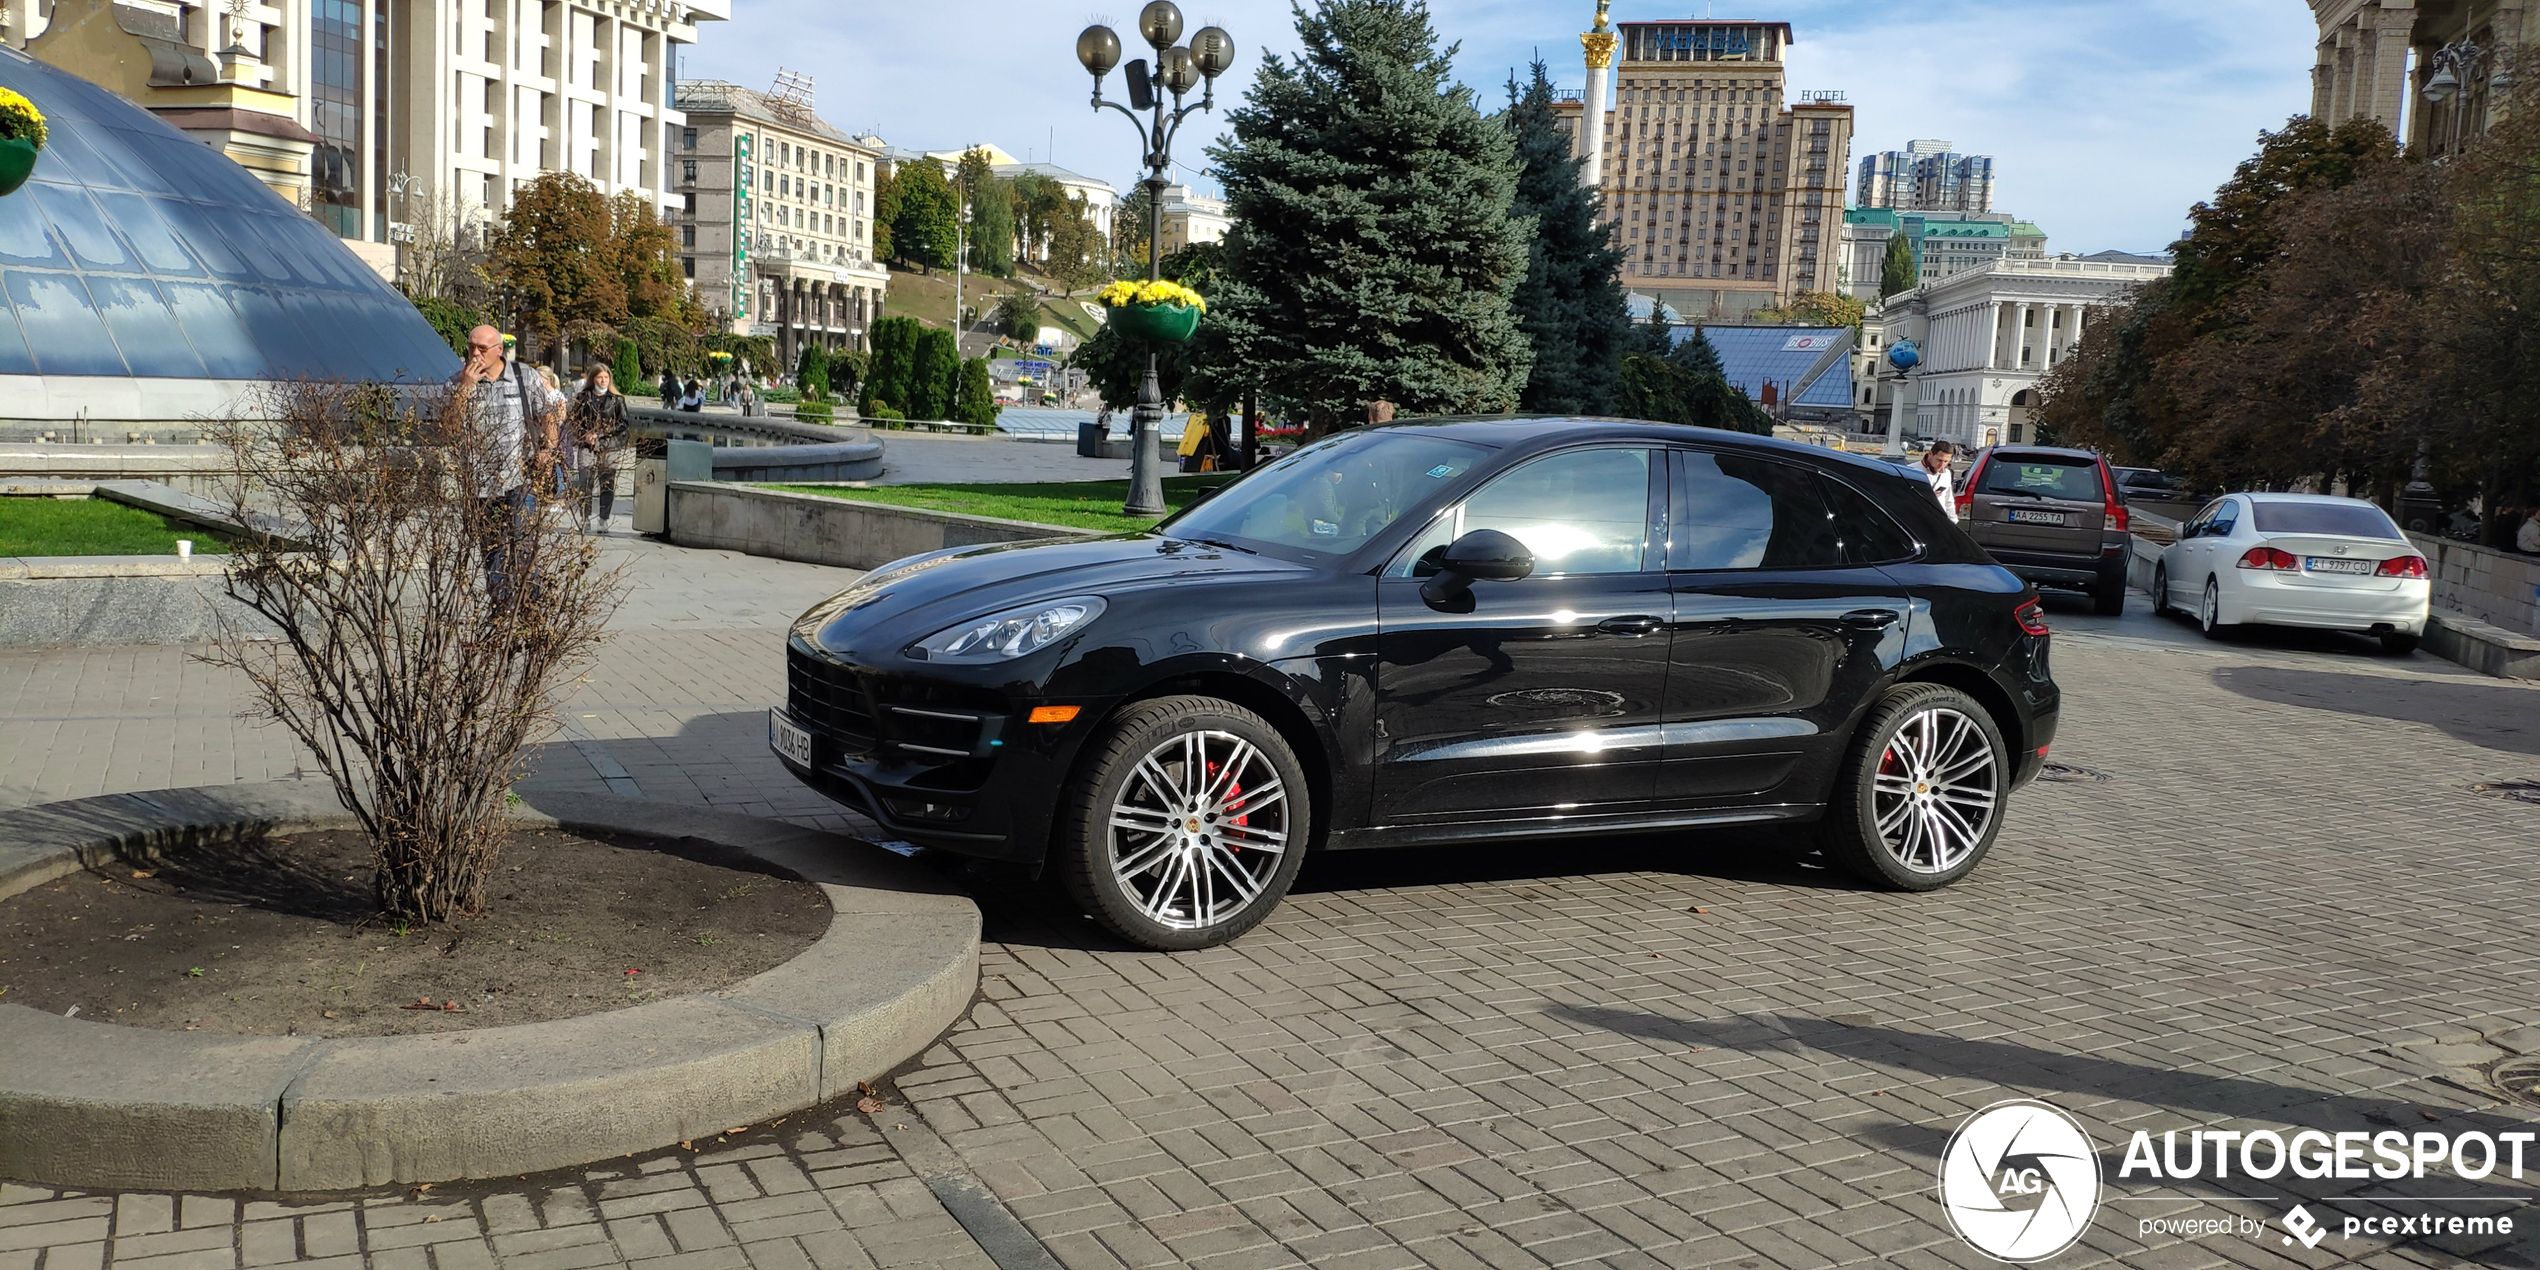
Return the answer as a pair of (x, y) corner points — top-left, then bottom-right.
(799, 532), (1316, 655)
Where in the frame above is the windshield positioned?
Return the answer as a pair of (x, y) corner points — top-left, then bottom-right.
(2251, 500), (2403, 539)
(1164, 430), (1490, 558)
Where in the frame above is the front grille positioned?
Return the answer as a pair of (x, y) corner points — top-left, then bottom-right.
(786, 643), (875, 751)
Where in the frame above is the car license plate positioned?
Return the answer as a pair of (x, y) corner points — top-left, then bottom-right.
(2306, 556), (2372, 575)
(2007, 509), (2068, 526)
(768, 707), (813, 766)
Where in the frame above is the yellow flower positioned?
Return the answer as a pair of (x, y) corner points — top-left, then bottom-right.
(0, 88), (46, 150)
(1098, 278), (1206, 314)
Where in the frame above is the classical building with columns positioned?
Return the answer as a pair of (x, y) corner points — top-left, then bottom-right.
(673, 79), (885, 364)
(1859, 255), (2173, 445)
(13, 0), (729, 283)
(1550, 12), (1854, 324)
(2312, 0), (2531, 156)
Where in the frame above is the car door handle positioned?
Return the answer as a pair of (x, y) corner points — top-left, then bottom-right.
(1840, 609), (1901, 630)
(1595, 615), (1663, 637)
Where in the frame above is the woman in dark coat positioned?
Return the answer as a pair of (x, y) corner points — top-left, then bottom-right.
(571, 365), (632, 532)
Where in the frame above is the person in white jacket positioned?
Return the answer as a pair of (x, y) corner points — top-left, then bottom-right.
(1922, 441), (1959, 521)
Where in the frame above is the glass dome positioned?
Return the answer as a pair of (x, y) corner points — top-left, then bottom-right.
(0, 46), (459, 388)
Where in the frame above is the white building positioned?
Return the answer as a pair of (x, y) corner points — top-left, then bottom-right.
(674, 79), (886, 361)
(15, 0), (729, 280)
(1858, 254), (2174, 446)
(1155, 183), (1227, 255)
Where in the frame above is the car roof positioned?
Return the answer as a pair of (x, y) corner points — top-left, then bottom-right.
(1372, 415), (1920, 482)
(2236, 492), (2387, 507)
(1981, 445), (2103, 462)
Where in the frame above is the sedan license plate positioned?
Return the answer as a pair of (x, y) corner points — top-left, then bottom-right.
(2305, 556), (2373, 575)
(769, 707), (813, 766)
(2007, 509), (2069, 526)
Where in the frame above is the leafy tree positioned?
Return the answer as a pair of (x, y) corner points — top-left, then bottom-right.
(861, 315), (923, 416)
(1204, 0), (1533, 429)
(1045, 194), (1106, 295)
(994, 292), (1041, 343)
(607, 190), (697, 326)
(796, 343), (830, 400)
(956, 149), (1015, 278)
(827, 347), (869, 402)
(1501, 59), (1627, 415)
(411, 294), (490, 357)
(1878, 230), (1917, 298)
(1754, 289), (1865, 331)
(888, 160), (960, 273)
(490, 172), (624, 362)
(907, 325), (959, 420)
(613, 335), (641, 385)
(1113, 184), (1155, 277)
(872, 163), (900, 261)
(953, 356), (998, 427)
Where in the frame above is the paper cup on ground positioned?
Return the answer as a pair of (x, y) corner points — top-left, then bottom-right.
(176, 539), (192, 560)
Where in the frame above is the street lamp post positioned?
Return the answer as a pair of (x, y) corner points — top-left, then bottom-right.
(1076, 3), (1236, 517)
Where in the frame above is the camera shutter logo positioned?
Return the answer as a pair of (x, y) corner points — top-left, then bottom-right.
(1938, 1099), (2103, 1262)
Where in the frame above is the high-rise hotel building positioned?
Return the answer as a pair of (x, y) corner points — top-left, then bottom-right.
(1554, 17), (1852, 323)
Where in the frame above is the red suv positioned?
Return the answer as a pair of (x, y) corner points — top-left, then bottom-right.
(1956, 446), (2132, 615)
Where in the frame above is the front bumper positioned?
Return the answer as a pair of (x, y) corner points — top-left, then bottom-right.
(777, 638), (1100, 862)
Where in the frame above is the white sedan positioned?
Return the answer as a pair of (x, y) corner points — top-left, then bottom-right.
(2152, 493), (2430, 654)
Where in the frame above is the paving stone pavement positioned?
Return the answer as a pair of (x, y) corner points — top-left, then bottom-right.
(6, 543), (2540, 1269)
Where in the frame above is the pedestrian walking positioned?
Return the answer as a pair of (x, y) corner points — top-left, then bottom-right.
(570, 365), (631, 534)
(1921, 440), (1959, 521)
(658, 369), (678, 408)
(450, 325), (565, 600)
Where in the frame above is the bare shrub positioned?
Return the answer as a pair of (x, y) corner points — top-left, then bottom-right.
(203, 381), (624, 920)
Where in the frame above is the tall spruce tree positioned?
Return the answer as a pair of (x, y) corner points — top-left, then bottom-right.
(1502, 59), (1626, 415)
(1206, 0), (1533, 427)
(1665, 325), (1724, 377)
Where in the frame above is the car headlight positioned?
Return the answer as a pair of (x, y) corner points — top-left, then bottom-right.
(914, 597), (1106, 662)
(792, 552), (959, 645)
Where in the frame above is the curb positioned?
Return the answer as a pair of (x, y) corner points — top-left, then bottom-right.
(0, 782), (980, 1193)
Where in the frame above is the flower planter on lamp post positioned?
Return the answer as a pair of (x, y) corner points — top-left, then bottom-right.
(0, 87), (50, 196)
(1076, 3), (1237, 517)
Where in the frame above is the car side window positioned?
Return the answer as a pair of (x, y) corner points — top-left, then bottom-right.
(1813, 472), (1921, 565)
(2208, 500), (2239, 538)
(1673, 451), (1845, 571)
(1392, 447), (1657, 578)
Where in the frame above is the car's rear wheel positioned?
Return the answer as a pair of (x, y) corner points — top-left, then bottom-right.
(2091, 570), (2127, 617)
(2381, 632), (2420, 656)
(1055, 696), (1309, 951)
(2198, 578), (2232, 640)
(1819, 683), (2006, 891)
(2150, 563), (2174, 617)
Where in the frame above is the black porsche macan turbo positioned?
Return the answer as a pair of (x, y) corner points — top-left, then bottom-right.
(774, 418), (2060, 950)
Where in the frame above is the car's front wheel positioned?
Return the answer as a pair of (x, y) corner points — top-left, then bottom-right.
(1820, 683), (2006, 891)
(1054, 696), (1310, 950)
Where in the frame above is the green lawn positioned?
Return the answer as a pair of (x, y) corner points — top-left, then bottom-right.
(764, 476), (1234, 531)
(0, 497), (229, 557)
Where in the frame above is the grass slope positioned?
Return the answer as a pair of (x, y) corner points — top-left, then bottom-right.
(763, 476), (1234, 531)
(0, 497), (229, 557)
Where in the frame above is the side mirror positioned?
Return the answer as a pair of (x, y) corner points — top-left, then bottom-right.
(1419, 528), (1534, 607)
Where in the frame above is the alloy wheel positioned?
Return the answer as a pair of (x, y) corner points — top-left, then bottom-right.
(1106, 729), (1291, 931)
(2201, 579), (2220, 634)
(1869, 706), (2000, 875)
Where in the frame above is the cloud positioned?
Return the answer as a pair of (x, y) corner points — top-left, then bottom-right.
(684, 0), (2319, 254)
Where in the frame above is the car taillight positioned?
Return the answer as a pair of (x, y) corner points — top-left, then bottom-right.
(1957, 456), (1982, 517)
(2237, 546), (2298, 571)
(2376, 554), (2428, 578)
(2014, 598), (2049, 636)
(2099, 463), (2129, 532)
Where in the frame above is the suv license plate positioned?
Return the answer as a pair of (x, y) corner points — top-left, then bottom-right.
(2007, 509), (2069, 526)
(769, 707), (813, 766)
(2306, 556), (2373, 575)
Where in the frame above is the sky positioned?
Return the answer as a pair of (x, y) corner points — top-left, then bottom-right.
(681, 0), (2321, 256)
